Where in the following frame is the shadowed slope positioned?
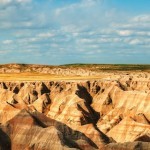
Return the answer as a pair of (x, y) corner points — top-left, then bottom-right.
(1, 109), (98, 150)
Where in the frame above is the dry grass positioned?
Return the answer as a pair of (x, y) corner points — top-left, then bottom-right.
(0, 73), (104, 81)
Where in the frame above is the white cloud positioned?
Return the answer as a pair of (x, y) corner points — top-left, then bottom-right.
(16, 0), (31, 2)
(55, 0), (98, 16)
(117, 30), (133, 36)
(79, 38), (93, 43)
(0, 0), (31, 4)
(60, 24), (90, 34)
(136, 31), (150, 36)
(0, 0), (149, 64)
(129, 39), (141, 45)
(0, 50), (10, 54)
(0, 0), (11, 4)
(37, 33), (55, 38)
(2, 40), (13, 44)
(133, 14), (150, 22)
(50, 44), (58, 47)
(113, 14), (150, 31)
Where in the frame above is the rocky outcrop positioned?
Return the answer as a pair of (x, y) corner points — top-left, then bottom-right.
(105, 141), (150, 150)
(0, 71), (149, 149)
(1, 109), (98, 150)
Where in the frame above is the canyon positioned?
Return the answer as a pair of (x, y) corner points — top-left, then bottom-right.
(0, 64), (150, 150)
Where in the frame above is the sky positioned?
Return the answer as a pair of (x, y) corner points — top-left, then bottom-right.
(0, 0), (150, 65)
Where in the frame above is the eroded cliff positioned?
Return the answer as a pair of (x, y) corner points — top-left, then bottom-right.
(0, 72), (150, 150)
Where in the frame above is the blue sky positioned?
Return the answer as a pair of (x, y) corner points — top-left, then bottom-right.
(0, 0), (150, 65)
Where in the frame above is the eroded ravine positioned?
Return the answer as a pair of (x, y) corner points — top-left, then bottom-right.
(0, 73), (150, 150)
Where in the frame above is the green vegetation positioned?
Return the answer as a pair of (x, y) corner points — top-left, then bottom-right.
(61, 64), (150, 71)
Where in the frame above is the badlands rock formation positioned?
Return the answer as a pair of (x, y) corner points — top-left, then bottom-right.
(0, 70), (150, 149)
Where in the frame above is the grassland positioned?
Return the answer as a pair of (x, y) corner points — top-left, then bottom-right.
(61, 64), (150, 71)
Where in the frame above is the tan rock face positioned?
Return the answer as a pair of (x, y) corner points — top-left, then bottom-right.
(1, 109), (98, 150)
(0, 72), (150, 149)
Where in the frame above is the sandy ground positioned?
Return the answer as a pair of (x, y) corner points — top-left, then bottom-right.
(0, 73), (105, 81)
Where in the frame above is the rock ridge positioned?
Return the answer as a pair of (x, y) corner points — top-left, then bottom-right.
(0, 72), (149, 149)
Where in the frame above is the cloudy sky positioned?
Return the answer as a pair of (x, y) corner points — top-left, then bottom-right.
(0, 0), (150, 64)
